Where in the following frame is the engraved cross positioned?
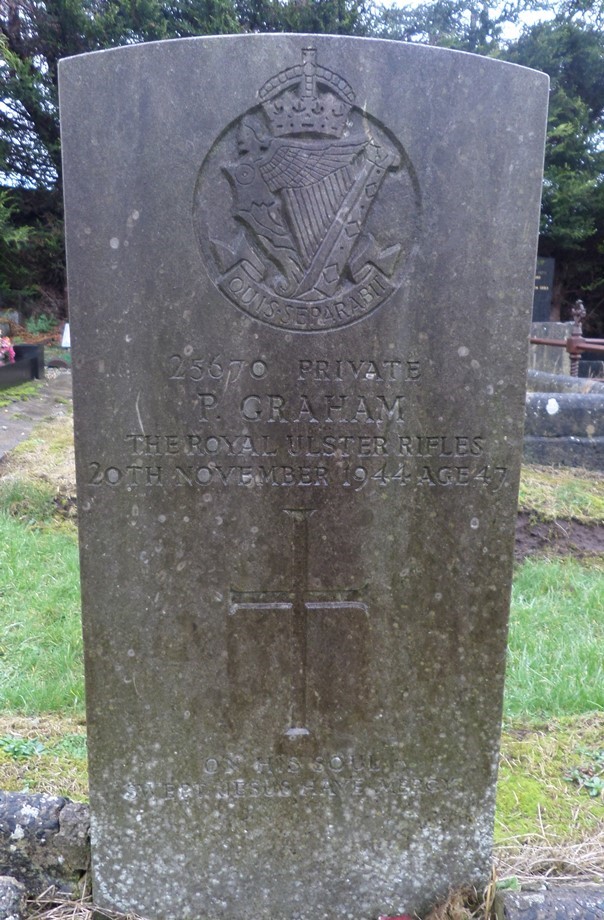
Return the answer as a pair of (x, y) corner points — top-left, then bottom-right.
(230, 508), (366, 738)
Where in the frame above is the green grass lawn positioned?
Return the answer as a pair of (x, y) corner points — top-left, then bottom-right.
(0, 509), (82, 712)
(506, 558), (604, 718)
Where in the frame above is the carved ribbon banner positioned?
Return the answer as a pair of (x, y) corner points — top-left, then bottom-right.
(194, 48), (421, 331)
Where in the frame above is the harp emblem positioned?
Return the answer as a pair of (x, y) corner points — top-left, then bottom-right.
(194, 48), (421, 331)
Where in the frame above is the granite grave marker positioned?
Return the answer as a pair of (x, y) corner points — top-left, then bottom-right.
(59, 35), (548, 920)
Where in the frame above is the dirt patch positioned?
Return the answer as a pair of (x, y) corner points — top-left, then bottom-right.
(515, 512), (604, 562)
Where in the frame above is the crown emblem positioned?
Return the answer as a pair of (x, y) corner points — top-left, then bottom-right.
(195, 45), (419, 331)
(258, 48), (354, 139)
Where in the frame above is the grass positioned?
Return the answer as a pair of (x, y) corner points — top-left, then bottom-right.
(505, 558), (604, 718)
(28, 898), (145, 920)
(0, 416), (82, 713)
(0, 508), (83, 712)
(519, 464), (604, 523)
(3, 415), (75, 484)
(0, 379), (43, 406)
(44, 344), (72, 366)
(496, 714), (604, 847)
(0, 714), (87, 800)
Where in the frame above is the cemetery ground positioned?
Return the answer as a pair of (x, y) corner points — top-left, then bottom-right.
(0, 390), (603, 917)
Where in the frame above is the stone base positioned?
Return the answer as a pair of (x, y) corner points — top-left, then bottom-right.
(524, 435), (604, 470)
(498, 884), (604, 919)
(527, 370), (604, 395)
(524, 391), (604, 469)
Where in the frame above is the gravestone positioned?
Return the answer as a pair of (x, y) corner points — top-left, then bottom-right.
(529, 322), (571, 375)
(59, 35), (548, 920)
(532, 256), (555, 321)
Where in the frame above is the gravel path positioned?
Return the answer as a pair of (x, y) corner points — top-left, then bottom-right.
(0, 371), (73, 462)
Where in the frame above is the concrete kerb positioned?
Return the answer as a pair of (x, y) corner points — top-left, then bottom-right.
(524, 371), (604, 470)
(497, 884), (604, 919)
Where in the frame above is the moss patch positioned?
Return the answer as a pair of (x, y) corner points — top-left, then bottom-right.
(496, 713), (604, 844)
(0, 380), (43, 407)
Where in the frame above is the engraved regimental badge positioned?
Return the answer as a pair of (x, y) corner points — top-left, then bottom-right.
(194, 48), (421, 332)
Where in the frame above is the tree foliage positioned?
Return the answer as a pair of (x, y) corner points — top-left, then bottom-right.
(503, 18), (604, 326)
(0, 190), (30, 298)
(0, 0), (369, 314)
(0, 1), (176, 309)
(376, 1), (604, 327)
(234, 0), (370, 33)
(1, 0), (604, 328)
(376, 0), (515, 52)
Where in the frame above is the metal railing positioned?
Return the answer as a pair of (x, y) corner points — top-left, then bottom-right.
(530, 300), (604, 377)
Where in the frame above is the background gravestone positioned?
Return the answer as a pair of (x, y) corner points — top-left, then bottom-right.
(532, 256), (555, 322)
(59, 35), (548, 920)
(528, 322), (571, 375)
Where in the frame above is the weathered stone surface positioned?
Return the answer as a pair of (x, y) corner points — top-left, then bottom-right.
(528, 323), (571, 376)
(524, 435), (604, 469)
(525, 392), (604, 439)
(500, 885), (604, 919)
(0, 793), (90, 897)
(0, 876), (27, 920)
(59, 34), (548, 920)
(527, 370), (604, 394)
(524, 391), (604, 469)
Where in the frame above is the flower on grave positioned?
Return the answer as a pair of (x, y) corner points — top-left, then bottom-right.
(0, 336), (15, 365)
